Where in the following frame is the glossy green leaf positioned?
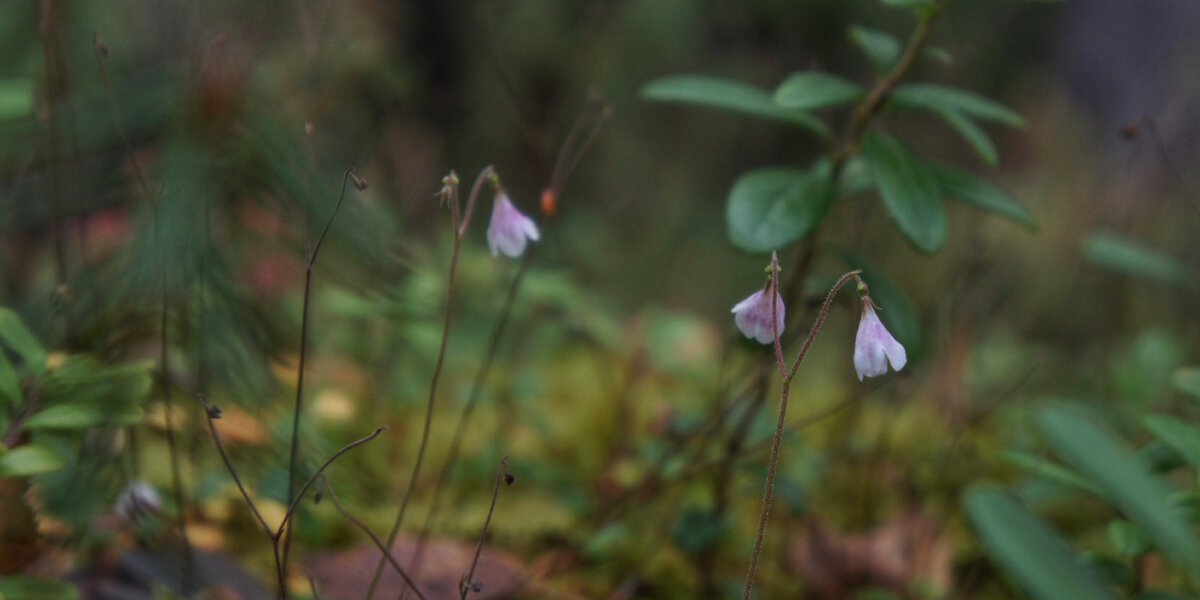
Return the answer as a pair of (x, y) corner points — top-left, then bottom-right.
(773, 72), (864, 111)
(848, 26), (900, 74)
(937, 109), (999, 167)
(1143, 414), (1200, 473)
(838, 156), (873, 196)
(0, 308), (45, 375)
(1173, 367), (1200, 402)
(927, 162), (1036, 228)
(890, 83), (1024, 127)
(0, 444), (66, 476)
(964, 485), (1118, 600)
(725, 161), (836, 253)
(23, 402), (145, 430)
(641, 75), (829, 137)
(0, 575), (77, 600)
(1078, 552), (1135, 586)
(1082, 232), (1199, 290)
(1107, 520), (1152, 557)
(835, 251), (923, 359)
(1038, 405), (1200, 574)
(861, 132), (945, 254)
(1002, 450), (1101, 495)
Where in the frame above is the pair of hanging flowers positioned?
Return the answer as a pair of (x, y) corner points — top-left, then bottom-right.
(730, 262), (906, 380)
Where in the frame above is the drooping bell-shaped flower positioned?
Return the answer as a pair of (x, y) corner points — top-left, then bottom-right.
(487, 192), (540, 257)
(731, 287), (786, 345)
(853, 299), (906, 380)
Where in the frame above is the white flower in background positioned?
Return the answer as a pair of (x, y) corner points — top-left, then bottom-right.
(114, 480), (163, 524)
(853, 298), (906, 380)
(731, 288), (786, 345)
(486, 192), (540, 257)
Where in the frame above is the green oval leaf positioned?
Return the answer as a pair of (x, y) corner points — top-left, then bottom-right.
(890, 83), (1024, 127)
(1173, 367), (1200, 402)
(726, 161), (836, 253)
(1037, 405), (1200, 574)
(23, 402), (145, 430)
(641, 75), (829, 137)
(0, 444), (66, 477)
(1001, 450), (1101, 495)
(0, 352), (18, 410)
(1143, 414), (1200, 473)
(848, 26), (901, 74)
(936, 109), (999, 167)
(0, 308), (45, 376)
(964, 485), (1118, 600)
(0, 575), (77, 600)
(1107, 520), (1152, 557)
(1082, 232), (1199, 290)
(927, 162), (1036, 228)
(773, 72), (865, 111)
(861, 132), (945, 254)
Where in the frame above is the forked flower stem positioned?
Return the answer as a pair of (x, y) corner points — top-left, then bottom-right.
(741, 269), (861, 600)
(282, 168), (357, 571)
(368, 169), (482, 600)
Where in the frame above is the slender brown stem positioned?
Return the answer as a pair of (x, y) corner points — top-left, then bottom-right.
(282, 168), (356, 572)
(320, 478), (429, 600)
(741, 270), (861, 600)
(457, 167), (494, 238)
(368, 173), (468, 600)
(276, 426), (385, 537)
(196, 395), (273, 537)
(461, 457), (512, 599)
(832, 6), (942, 174)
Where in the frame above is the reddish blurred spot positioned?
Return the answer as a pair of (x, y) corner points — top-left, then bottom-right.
(540, 189), (557, 216)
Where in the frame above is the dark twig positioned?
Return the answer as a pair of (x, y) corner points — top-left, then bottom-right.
(461, 457), (513, 599)
(276, 426), (385, 537)
(282, 168), (358, 569)
(196, 395), (272, 537)
(320, 477), (429, 600)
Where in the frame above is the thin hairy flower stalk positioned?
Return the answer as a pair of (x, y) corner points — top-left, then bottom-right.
(460, 457), (512, 600)
(320, 478), (429, 600)
(281, 168), (357, 574)
(742, 270), (862, 600)
(458, 167), (494, 237)
(368, 171), (477, 600)
(400, 249), (533, 591)
(392, 102), (608, 598)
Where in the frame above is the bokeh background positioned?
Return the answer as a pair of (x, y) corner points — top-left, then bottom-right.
(1, 1), (1199, 599)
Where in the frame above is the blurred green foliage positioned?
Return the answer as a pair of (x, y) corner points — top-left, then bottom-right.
(0, 0), (1198, 598)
